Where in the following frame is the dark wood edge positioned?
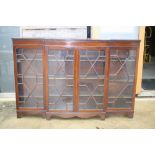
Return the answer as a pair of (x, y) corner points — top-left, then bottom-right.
(73, 49), (79, 112)
(12, 44), (43, 48)
(46, 111), (106, 119)
(47, 109), (103, 112)
(43, 46), (49, 111)
(45, 43), (140, 48)
(17, 109), (132, 113)
(13, 46), (19, 111)
(13, 39), (44, 45)
(13, 38), (140, 43)
(13, 39), (140, 48)
(17, 109), (46, 112)
(106, 108), (133, 112)
(106, 111), (134, 118)
(104, 48), (110, 110)
(17, 110), (46, 118)
(132, 47), (140, 110)
(16, 110), (133, 119)
(46, 46), (107, 50)
(17, 108), (45, 111)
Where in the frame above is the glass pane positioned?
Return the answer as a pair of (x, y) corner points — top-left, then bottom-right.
(79, 50), (105, 110)
(16, 48), (44, 108)
(48, 49), (74, 111)
(108, 49), (136, 108)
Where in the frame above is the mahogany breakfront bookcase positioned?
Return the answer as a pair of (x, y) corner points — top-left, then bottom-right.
(13, 39), (140, 120)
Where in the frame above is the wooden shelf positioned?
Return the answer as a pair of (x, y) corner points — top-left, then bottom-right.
(48, 77), (73, 80)
(19, 96), (43, 98)
(17, 75), (43, 78)
(109, 80), (134, 82)
(47, 75), (104, 80)
(48, 94), (103, 97)
(17, 58), (106, 62)
(80, 76), (104, 79)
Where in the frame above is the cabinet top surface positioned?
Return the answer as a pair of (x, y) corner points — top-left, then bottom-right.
(12, 38), (140, 42)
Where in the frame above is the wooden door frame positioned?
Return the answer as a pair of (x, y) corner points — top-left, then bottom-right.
(136, 26), (145, 94)
(73, 49), (79, 112)
(13, 45), (45, 113)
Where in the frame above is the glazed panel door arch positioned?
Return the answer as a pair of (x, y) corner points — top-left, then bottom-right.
(14, 45), (44, 110)
(47, 47), (75, 111)
(78, 48), (106, 111)
(46, 47), (107, 112)
(108, 47), (137, 109)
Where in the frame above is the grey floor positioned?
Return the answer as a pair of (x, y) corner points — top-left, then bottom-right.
(0, 98), (155, 129)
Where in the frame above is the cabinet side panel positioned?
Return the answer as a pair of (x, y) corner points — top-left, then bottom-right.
(13, 46), (19, 109)
(132, 47), (140, 110)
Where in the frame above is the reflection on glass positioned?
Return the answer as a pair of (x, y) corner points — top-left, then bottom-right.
(108, 49), (136, 108)
(48, 50), (74, 111)
(79, 50), (105, 110)
(16, 48), (43, 108)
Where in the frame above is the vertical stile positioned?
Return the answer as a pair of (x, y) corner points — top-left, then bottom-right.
(103, 48), (110, 110)
(43, 45), (49, 111)
(13, 46), (19, 110)
(73, 49), (80, 112)
(77, 50), (80, 111)
(132, 47), (140, 111)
